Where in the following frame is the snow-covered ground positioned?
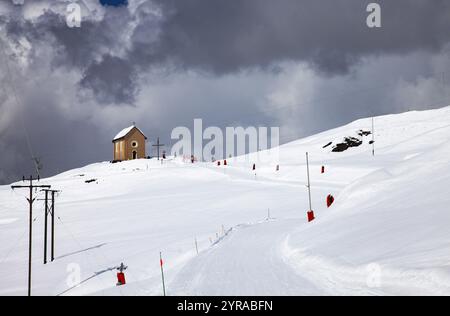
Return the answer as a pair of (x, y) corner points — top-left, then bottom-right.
(1, 107), (450, 296)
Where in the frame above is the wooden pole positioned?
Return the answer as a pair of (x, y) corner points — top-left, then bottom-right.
(306, 153), (312, 211)
(27, 177), (33, 297)
(11, 176), (50, 296)
(160, 252), (166, 296)
(44, 190), (48, 264)
(51, 191), (55, 262)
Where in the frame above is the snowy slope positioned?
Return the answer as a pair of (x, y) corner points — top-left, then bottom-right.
(1, 107), (450, 296)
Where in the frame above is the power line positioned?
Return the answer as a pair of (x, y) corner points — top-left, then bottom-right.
(0, 36), (40, 177)
(0, 214), (39, 266)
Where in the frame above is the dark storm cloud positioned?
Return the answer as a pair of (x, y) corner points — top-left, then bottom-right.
(3, 6), (136, 104)
(4, 0), (450, 105)
(151, 0), (450, 74)
(0, 76), (109, 183)
(5, 0), (450, 105)
(80, 54), (137, 104)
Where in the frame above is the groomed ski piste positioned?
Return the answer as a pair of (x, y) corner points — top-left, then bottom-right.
(1, 107), (450, 296)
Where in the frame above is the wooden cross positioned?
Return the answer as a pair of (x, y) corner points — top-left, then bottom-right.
(152, 137), (165, 160)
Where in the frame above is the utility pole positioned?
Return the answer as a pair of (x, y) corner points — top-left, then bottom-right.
(152, 137), (165, 160)
(39, 189), (60, 264)
(11, 176), (51, 296)
(51, 190), (56, 262)
(38, 190), (49, 264)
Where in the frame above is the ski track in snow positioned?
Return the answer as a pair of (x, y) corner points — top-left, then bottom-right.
(169, 219), (322, 296)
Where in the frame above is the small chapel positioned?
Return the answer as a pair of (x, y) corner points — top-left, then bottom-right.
(112, 125), (147, 161)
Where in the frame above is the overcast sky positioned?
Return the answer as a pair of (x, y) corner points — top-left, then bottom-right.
(1, 0), (450, 184)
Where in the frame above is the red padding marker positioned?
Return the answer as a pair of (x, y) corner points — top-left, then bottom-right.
(307, 210), (315, 222)
(224, 160), (227, 166)
(116, 262), (127, 286)
(327, 194), (335, 208)
(117, 272), (126, 285)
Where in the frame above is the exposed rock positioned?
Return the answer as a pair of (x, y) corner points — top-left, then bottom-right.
(358, 130), (372, 137)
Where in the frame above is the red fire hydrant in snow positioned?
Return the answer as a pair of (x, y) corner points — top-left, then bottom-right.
(224, 160), (227, 166)
(217, 161), (221, 166)
(321, 166), (325, 174)
(116, 262), (127, 286)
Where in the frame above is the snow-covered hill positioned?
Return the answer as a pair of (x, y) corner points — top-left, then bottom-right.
(1, 107), (450, 296)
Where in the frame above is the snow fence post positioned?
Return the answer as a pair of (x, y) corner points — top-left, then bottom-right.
(160, 252), (166, 296)
(306, 152), (315, 222)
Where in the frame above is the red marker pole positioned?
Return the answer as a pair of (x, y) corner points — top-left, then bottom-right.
(160, 252), (166, 296)
(306, 152), (315, 222)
